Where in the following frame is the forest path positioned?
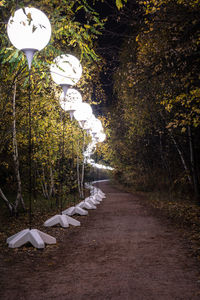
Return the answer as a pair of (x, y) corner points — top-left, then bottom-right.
(0, 180), (200, 299)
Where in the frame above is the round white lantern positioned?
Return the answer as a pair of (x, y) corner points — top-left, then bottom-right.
(73, 103), (92, 123)
(7, 7), (51, 69)
(50, 54), (82, 93)
(96, 132), (106, 142)
(91, 119), (103, 133)
(60, 88), (82, 110)
(79, 119), (92, 130)
(79, 113), (95, 130)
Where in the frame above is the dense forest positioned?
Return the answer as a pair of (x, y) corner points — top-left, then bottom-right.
(104, 0), (200, 202)
(0, 0), (200, 221)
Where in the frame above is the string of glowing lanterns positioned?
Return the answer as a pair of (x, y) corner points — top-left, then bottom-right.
(7, 6), (106, 152)
(6, 6), (106, 248)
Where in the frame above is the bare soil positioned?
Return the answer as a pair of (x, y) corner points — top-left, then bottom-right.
(0, 180), (200, 299)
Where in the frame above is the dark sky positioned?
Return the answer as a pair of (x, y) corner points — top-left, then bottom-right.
(91, 1), (136, 115)
(91, 1), (127, 114)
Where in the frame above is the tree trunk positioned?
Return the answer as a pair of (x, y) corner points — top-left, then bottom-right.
(160, 111), (192, 185)
(80, 131), (86, 198)
(76, 141), (81, 197)
(49, 165), (55, 208)
(169, 131), (192, 185)
(49, 166), (55, 197)
(81, 158), (85, 198)
(0, 188), (13, 214)
(41, 165), (49, 199)
(12, 82), (25, 213)
(188, 125), (200, 200)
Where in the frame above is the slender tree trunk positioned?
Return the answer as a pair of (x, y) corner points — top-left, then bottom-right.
(49, 165), (55, 208)
(76, 141), (81, 197)
(42, 165), (48, 199)
(81, 158), (85, 198)
(0, 188), (13, 214)
(12, 82), (25, 213)
(169, 131), (192, 185)
(160, 111), (192, 185)
(49, 165), (55, 198)
(80, 131), (85, 198)
(188, 125), (200, 200)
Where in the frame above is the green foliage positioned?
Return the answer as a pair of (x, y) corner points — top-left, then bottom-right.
(116, 0), (127, 10)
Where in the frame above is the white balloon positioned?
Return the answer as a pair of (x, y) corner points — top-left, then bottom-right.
(73, 103), (93, 121)
(7, 7), (51, 51)
(50, 54), (82, 86)
(59, 88), (82, 112)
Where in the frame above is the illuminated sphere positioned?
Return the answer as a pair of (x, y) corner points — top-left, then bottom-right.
(50, 54), (82, 86)
(96, 132), (106, 142)
(79, 114), (95, 130)
(7, 7), (51, 51)
(60, 88), (82, 112)
(79, 119), (92, 130)
(91, 119), (103, 133)
(73, 103), (92, 122)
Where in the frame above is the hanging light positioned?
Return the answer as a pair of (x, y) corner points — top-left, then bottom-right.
(7, 7), (51, 69)
(73, 103), (93, 126)
(50, 54), (82, 96)
(6, 8), (56, 249)
(96, 132), (106, 143)
(79, 119), (91, 130)
(60, 88), (82, 119)
(78, 114), (95, 132)
(90, 119), (103, 135)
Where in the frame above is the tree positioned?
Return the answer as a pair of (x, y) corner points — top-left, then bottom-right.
(0, 0), (106, 213)
(107, 0), (200, 199)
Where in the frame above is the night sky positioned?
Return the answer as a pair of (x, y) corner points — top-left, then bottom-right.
(90, 0), (140, 115)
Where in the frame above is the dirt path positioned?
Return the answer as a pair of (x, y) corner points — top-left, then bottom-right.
(0, 180), (200, 299)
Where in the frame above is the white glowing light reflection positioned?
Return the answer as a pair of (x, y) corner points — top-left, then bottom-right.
(86, 159), (114, 171)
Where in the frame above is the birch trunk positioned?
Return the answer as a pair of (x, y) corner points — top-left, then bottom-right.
(169, 131), (192, 185)
(42, 165), (48, 199)
(160, 111), (192, 185)
(12, 82), (25, 213)
(49, 166), (55, 198)
(81, 158), (85, 198)
(80, 131), (85, 198)
(0, 188), (13, 214)
(76, 141), (81, 197)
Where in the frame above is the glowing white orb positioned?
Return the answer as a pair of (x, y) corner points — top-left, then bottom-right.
(50, 54), (82, 86)
(60, 88), (82, 112)
(91, 119), (103, 133)
(7, 7), (51, 51)
(96, 132), (106, 142)
(73, 103), (92, 122)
